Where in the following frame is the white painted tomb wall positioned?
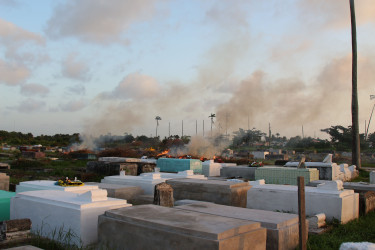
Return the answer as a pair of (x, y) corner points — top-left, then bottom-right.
(16, 180), (99, 194)
(201, 160), (237, 177)
(98, 157), (156, 164)
(247, 180), (359, 223)
(140, 170), (207, 180)
(101, 172), (168, 195)
(370, 171), (375, 184)
(10, 189), (131, 246)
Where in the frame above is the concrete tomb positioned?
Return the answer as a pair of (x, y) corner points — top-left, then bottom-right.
(312, 181), (375, 216)
(371, 171), (375, 184)
(220, 166), (257, 180)
(98, 157), (157, 164)
(202, 160), (236, 177)
(101, 172), (168, 195)
(84, 182), (144, 202)
(175, 200), (307, 250)
(16, 180), (99, 194)
(87, 158), (156, 176)
(0, 190), (16, 221)
(359, 191), (375, 215)
(247, 180), (359, 224)
(284, 154), (358, 181)
(307, 213), (326, 230)
(141, 169), (207, 180)
(98, 204), (267, 250)
(166, 178), (251, 208)
(157, 158), (202, 174)
(255, 166), (319, 185)
(0, 173), (10, 191)
(10, 189), (131, 246)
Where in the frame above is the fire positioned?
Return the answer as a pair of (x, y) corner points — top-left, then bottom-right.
(156, 149), (170, 157)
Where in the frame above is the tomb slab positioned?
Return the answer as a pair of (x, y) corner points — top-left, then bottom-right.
(98, 204), (266, 250)
(175, 201), (306, 250)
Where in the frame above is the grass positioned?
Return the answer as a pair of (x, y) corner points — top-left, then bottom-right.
(307, 211), (375, 250)
(350, 169), (370, 182)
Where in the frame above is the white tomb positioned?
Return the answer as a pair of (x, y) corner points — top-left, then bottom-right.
(16, 180), (99, 194)
(98, 157), (156, 164)
(140, 170), (207, 180)
(370, 171), (375, 184)
(101, 172), (168, 195)
(10, 189), (131, 246)
(247, 180), (359, 223)
(202, 160), (236, 177)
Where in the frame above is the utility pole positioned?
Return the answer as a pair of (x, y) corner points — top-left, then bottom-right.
(196, 120), (198, 135)
(302, 125), (305, 139)
(168, 122), (170, 138)
(203, 120), (205, 137)
(269, 123), (271, 147)
(225, 113), (229, 137)
(350, 0), (361, 169)
(182, 120), (184, 138)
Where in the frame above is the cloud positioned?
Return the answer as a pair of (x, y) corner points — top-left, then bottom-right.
(0, 18), (45, 58)
(101, 73), (161, 100)
(0, 0), (19, 7)
(0, 59), (30, 86)
(66, 84), (86, 95)
(297, 0), (375, 30)
(61, 53), (90, 80)
(20, 83), (50, 96)
(9, 98), (45, 113)
(60, 100), (87, 112)
(46, 0), (168, 44)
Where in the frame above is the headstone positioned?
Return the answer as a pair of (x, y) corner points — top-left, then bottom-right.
(308, 213), (326, 229)
(202, 160), (226, 177)
(322, 154), (333, 163)
(297, 156), (306, 169)
(359, 191), (375, 216)
(98, 204), (267, 250)
(153, 183), (174, 207)
(370, 171), (375, 184)
(0, 173), (9, 191)
(10, 189), (131, 246)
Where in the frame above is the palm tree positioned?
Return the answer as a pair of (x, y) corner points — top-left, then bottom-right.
(350, 0), (361, 169)
(155, 116), (161, 137)
(209, 113), (216, 137)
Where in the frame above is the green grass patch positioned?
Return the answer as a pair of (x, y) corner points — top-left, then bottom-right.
(350, 169), (370, 182)
(307, 211), (375, 250)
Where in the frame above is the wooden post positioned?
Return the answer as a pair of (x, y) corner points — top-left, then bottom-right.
(298, 176), (307, 250)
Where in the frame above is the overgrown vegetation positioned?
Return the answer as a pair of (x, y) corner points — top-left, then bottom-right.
(307, 211), (375, 250)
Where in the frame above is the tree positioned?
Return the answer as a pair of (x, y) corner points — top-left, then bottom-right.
(209, 113), (216, 137)
(155, 116), (161, 137)
(350, 0), (361, 168)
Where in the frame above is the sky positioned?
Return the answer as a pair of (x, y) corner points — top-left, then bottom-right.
(0, 0), (375, 140)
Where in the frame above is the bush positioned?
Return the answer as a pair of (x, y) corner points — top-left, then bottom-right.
(11, 159), (46, 169)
